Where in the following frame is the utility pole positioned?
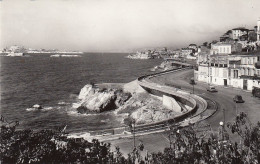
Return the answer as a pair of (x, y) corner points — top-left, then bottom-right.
(132, 119), (136, 163)
(235, 102), (237, 115)
(133, 119), (136, 148)
(208, 54), (210, 86)
(223, 109), (225, 129)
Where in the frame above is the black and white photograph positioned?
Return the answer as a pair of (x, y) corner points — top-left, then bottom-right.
(1, 0), (260, 163)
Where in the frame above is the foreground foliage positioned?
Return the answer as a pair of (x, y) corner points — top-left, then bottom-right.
(1, 112), (260, 163)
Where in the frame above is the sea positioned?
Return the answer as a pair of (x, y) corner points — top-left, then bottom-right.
(0, 53), (162, 133)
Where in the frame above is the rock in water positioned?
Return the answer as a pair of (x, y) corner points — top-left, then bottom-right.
(78, 84), (94, 100)
(76, 84), (131, 114)
(32, 104), (42, 109)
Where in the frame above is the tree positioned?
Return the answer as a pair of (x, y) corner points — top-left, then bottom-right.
(203, 42), (208, 47)
(0, 124), (127, 163)
(248, 31), (257, 42)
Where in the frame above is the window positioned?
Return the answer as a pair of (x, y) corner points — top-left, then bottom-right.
(224, 64), (227, 67)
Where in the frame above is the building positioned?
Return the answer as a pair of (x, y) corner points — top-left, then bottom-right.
(210, 43), (232, 55)
(197, 55), (229, 85)
(231, 27), (249, 40)
(188, 44), (198, 52)
(181, 48), (194, 57)
(257, 19), (260, 41)
(195, 51), (260, 91)
(228, 54), (260, 90)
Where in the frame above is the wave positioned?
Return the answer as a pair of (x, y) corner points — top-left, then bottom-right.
(26, 106), (54, 111)
(58, 101), (70, 105)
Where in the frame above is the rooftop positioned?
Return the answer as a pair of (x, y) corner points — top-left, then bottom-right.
(229, 50), (260, 57)
(232, 27), (249, 31)
(212, 42), (232, 46)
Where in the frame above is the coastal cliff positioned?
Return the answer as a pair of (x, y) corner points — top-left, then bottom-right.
(76, 84), (131, 113)
(75, 81), (185, 125)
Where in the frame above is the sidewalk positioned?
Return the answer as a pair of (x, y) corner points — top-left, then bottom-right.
(196, 81), (251, 93)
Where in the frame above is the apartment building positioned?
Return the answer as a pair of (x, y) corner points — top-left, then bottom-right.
(195, 52), (260, 90)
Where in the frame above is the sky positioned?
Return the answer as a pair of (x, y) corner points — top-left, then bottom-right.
(0, 0), (260, 52)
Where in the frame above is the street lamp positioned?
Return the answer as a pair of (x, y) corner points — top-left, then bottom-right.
(132, 119), (136, 148)
(235, 102), (238, 115)
(219, 121), (225, 158)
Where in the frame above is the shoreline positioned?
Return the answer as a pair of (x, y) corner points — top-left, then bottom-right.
(68, 66), (214, 142)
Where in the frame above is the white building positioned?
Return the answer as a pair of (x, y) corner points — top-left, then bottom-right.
(211, 43), (232, 55)
(197, 55), (229, 85)
(196, 52), (260, 91)
(181, 48), (194, 57)
(257, 19), (260, 41)
(231, 27), (248, 40)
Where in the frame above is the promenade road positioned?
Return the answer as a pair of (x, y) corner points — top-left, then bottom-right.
(149, 69), (260, 131)
(110, 69), (260, 155)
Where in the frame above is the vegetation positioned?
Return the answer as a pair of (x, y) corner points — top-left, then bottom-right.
(1, 112), (259, 163)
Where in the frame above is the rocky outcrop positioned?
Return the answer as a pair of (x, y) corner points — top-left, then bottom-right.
(76, 84), (131, 114)
(117, 93), (182, 125)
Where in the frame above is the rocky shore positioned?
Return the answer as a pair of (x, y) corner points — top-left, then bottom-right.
(126, 52), (152, 59)
(75, 84), (131, 114)
(74, 80), (182, 125)
(151, 60), (178, 71)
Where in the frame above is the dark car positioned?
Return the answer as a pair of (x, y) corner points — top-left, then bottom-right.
(207, 86), (218, 92)
(233, 95), (245, 103)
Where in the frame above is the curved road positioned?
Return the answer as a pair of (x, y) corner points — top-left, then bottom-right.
(149, 69), (260, 131)
(109, 68), (260, 155)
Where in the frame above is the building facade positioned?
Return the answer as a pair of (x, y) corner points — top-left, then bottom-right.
(257, 19), (260, 41)
(231, 28), (249, 40)
(196, 52), (260, 91)
(211, 43), (232, 55)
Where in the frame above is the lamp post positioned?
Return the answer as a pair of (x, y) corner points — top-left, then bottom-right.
(219, 121), (225, 158)
(223, 109), (225, 128)
(193, 83), (194, 94)
(235, 102), (238, 115)
(131, 119), (136, 163)
(132, 119), (136, 148)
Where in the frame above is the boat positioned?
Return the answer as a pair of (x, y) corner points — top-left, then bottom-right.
(7, 52), (24, 56)
(50, 54), (61, 57)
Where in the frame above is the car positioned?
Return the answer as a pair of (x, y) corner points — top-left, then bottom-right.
(207, 86), (218, 92)
(233, 95), (245, 103)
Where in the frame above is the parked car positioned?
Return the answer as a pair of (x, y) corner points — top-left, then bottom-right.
(233, 95), (245, 103)
(207, 86), (218, 92)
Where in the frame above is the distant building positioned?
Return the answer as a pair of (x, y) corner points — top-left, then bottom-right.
(188, 44), (198, 51)
(210, 43), (232, 55)
(257, 19), (260, 41)
(181, 48), (194, 57)
(231, 27), (249, 40)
